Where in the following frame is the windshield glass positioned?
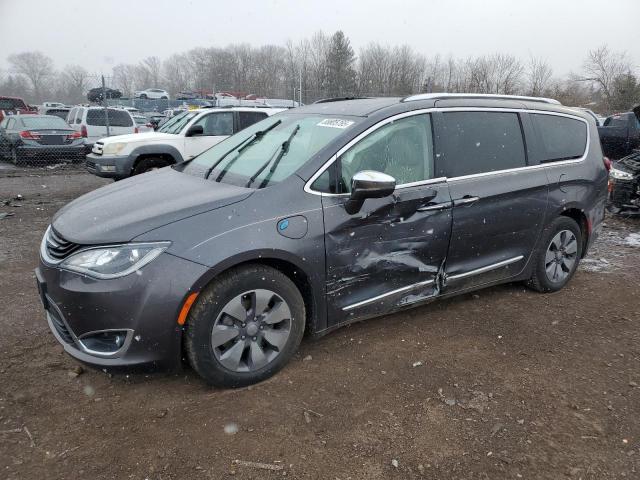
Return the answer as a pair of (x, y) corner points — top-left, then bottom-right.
(157, 111), (197, 134)
(183, 113), (361, 188)
(21, 116), (70, 129)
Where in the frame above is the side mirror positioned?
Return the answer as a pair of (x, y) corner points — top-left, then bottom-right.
(185, 124), (204, 137)
(345, 170), (396, 214)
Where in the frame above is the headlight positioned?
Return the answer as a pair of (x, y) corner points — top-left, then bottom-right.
(60, 242), (170, 279)
(102, 142), (127, 156)
(610, 167), (634, 181)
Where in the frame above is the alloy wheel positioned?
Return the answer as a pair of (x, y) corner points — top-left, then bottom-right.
(545, 229), (578, 283)
(211, 289), (292, 372)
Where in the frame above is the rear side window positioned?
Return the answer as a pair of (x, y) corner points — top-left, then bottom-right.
(239, 111), (268, 131)
(529, 114), (587, 163)
(86, 109), (133, 127)
(436, 112), (526, 177)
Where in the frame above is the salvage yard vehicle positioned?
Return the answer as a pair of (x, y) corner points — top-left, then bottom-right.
(0, 114), (85, 164)
(0, 95), (36, 122)
(598, 105), (640, 159)
(134, 88), (170, 99)
(66, 106), (138, 151)
(37, 94), (608, 387)
(608, 151), (640, 213)
(85, 106), (284, 178)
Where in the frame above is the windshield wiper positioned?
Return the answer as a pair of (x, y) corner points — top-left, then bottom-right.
(204, 119), (282, 180)
(246, 124), (300, 188)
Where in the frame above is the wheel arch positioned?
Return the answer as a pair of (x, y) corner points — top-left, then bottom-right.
(129, 144), (184, 174)
(189, 250), (322, 336)
(558, 207), (589, 258)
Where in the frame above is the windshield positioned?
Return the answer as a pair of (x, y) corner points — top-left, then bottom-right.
(157, 111), (197, 134)
(21, 116), (70, 129)
(183, 113), (361, 188)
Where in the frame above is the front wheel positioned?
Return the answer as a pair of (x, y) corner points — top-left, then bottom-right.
(185, 264), (306, 387)
(527, 217), (582, 293)
(132, 157), (170, 175)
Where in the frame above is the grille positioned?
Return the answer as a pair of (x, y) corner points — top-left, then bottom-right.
(49, 308), (74, 344)
(46, 228), (81, 261)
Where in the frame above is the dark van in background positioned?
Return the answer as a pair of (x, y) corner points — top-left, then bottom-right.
(36, 94), (608, 387)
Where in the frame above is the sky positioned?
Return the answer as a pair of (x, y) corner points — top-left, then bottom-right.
(1, 0), (638, 77)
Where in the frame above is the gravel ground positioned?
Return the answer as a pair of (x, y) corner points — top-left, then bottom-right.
(1, 168), (640, 479)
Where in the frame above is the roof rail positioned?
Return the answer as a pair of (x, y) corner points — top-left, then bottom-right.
(313, 96), (370, 104)
(402, 93), (561, 105)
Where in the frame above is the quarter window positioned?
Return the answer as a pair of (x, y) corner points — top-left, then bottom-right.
(323, 114), (434, 193)
(437, 111), (526, 177)
(529, 114), (587, 162)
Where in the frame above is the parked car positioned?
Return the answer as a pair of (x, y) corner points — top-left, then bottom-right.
(176, 91), (198, 100)
(607, 150), (640, 213)
(134, 88), (170, 100)
(597, 106), (640, 159)
(37, 94), (608, 387)
(66, 106), (137, 151)
(85, 107), (283, 178)
(0, 96), (36, 122)
(0, 114), (84, 164)
(132, 114), (154, 133)
(39, 105), (71, 121)
(87, 87), (122, 103)
(146, 113), (166, 130)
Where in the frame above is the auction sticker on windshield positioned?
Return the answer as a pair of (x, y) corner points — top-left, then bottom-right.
(317, 118), (354, 129)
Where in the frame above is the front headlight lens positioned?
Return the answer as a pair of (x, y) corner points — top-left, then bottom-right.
(610, 167), (634, 181)
(102, 142), (127, 156)
(60, 242), (170, 279)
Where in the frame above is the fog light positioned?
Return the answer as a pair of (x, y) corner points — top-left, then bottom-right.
(78, 330), (130, 354)
(99, 165), (116, 172)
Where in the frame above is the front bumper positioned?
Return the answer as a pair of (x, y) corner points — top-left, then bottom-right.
(85, 153), (132, 179)
(608, 177), (639, 209)
(36, 252), (208, 369)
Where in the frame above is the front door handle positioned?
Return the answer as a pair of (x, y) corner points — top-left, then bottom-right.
(417, 202), (452, 212)
(453, 196), (480, 206)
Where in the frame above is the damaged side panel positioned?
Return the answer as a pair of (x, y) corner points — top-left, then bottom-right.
(321, 182), (453, 328)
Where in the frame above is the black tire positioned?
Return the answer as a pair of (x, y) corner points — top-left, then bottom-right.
(132, 157), (170, 175)
(161, 96), (168, 99)
(527, 216), (582, 293)
(10, 147), (19, 165)
(139, 94), (147, 99)
(185, 264), (306, 387)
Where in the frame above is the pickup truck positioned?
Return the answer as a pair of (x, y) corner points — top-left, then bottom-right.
(0, 96), (37, 123)
(597, 105), (640, 159)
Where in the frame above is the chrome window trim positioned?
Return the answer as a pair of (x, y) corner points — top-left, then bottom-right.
(303, 107), (590, 196)
(342, 279), (435, 311)
(447, 255), (524, 281)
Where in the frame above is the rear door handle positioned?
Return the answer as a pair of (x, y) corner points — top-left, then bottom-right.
(417, 202), (452, 212)
(453, 196), (480, 206)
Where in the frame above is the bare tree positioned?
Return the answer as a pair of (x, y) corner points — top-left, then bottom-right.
(583, 45), (630, 110)
(526, 56), (553, 96)
(112, 63), (137, 96)
(59, 65), (89, 103)
(7, 51), (54, 102)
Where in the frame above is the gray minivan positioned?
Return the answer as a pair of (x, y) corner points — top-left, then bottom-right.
(37, 94), (608, 387)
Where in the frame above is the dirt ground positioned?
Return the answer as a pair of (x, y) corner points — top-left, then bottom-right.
(1, 167), (640, 480)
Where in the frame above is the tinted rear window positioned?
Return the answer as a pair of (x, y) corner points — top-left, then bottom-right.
(436, 111), (526, 177)
(46, 109), (70, 120)
(529, 114), (587, 162)
(86, 109), (133, 127)
(21, 116), (70, 129)
(239, 111), (268, 131)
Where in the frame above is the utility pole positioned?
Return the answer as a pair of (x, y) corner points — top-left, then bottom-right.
(299, 67), (303, 106)
(102, 75), (110, 137)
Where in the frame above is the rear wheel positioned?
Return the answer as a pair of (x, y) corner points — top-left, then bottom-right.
(527, 217), (582, 292)
(10, 147), (20, 165)
(185, 264), (306, 387)
(132, 157), (170, 175)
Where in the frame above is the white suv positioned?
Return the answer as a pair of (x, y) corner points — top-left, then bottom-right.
(134, 89), (170, 100)
(86, 107), (284, 179)
(66, 106), (138, 151)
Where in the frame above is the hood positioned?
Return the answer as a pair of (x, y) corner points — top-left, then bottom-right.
(100, 131), (178, 144)
(52, 168), (252, 244)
